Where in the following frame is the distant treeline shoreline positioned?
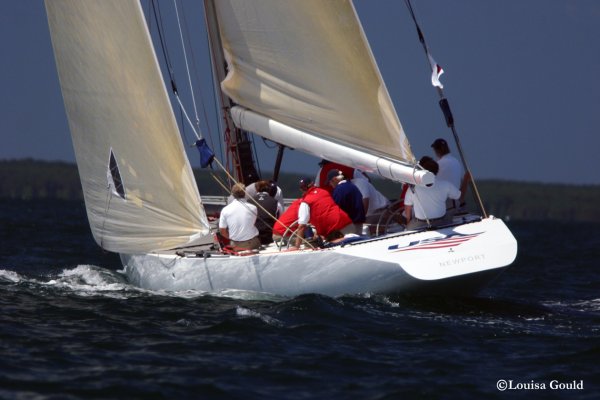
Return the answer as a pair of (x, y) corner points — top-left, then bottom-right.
(2, 159), (599, 222)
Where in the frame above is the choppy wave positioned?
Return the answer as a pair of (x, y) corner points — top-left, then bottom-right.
(1, 264), (599, 399)
(0, 269), (21, 283)
(0, 265), (291, 302)
(1, 265), (137, 299)
(544, 298), (600, 313)
(45, 264), (131, 294)
(236, 306), (284, 326)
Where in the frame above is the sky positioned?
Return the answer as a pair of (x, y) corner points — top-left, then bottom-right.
(1, 0), (599, 185)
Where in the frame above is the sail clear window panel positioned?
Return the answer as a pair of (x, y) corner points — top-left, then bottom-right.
(108, 148), (125, 199)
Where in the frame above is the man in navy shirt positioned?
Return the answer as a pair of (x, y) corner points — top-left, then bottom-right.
(327, 169), (365, 234)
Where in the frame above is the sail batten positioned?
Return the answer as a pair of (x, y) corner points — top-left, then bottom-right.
(45, 0), (209, 253)
(214, 0), (415, 165)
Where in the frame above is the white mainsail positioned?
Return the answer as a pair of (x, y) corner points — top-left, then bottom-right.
(212, 0), (430, 184)
(45, 0), (210, 253)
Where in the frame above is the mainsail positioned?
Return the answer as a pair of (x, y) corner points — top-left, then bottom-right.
(45, 0), (210, 253)
(212, 0), (432, 185)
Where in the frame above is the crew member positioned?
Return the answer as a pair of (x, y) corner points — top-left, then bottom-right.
(219, 183), (261, 250)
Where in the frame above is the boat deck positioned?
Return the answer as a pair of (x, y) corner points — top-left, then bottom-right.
(163, 213), (483, 259)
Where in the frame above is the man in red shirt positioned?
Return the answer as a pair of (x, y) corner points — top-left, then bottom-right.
(272, 197), (303, 245)
(272, 177), (353, 248)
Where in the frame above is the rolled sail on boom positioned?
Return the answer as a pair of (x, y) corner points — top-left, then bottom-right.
(231, 107), (433, 185)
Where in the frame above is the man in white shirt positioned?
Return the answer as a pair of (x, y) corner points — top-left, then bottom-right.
(351, 170), (391, 224)
(404, 157), (464, 230)
(219, 183), (261, 250)
(431, 138), (464, 209)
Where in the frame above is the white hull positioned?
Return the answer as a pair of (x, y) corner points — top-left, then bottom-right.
(122, 217), (517, 297)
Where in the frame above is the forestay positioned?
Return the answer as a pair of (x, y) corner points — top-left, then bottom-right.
(45, 0), (210, 253)
(213, 0), (428, 183)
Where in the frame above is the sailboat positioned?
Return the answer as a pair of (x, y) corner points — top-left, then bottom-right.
(45, 0), (517, 297)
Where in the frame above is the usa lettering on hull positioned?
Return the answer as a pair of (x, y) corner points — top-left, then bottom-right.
(388, 232), (482, 253)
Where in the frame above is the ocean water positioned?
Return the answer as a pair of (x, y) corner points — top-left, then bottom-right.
(0, 199), (598, 399)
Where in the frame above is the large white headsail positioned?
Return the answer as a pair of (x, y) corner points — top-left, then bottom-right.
(45, 0), (209, 253)
(213, 0), (431, 185)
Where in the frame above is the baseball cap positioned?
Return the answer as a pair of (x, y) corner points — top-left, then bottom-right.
(299, 177), (314, 190)
(326, 169), (342, 183)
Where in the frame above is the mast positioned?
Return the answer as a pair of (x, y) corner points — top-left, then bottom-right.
(203, 0), (260, 185)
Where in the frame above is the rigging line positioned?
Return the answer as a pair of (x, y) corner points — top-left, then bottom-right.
(152, 0), (203, 141)
(174, 94), (201, 140)
(403, 0), (488, 218)
(202, 2), (230, 168)
(151, 0), (176, 86)
(404, 0), (425, 46)
(208, 173), (278, 241)
(173, 0), (201, 134)
(179, 1), (216, 149)
(261, 137), (279, 149)
(209, 77), (224, 165)
(151, 0), (208, 145)
(178, 106), (194, 148)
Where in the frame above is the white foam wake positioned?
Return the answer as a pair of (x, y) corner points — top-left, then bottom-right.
(236, 306), (282, 326)
(0, 269), (22, 283)
(543, 298), (600, 313)
(1, 265), (290, 302)
(43, 264), (135, 298)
